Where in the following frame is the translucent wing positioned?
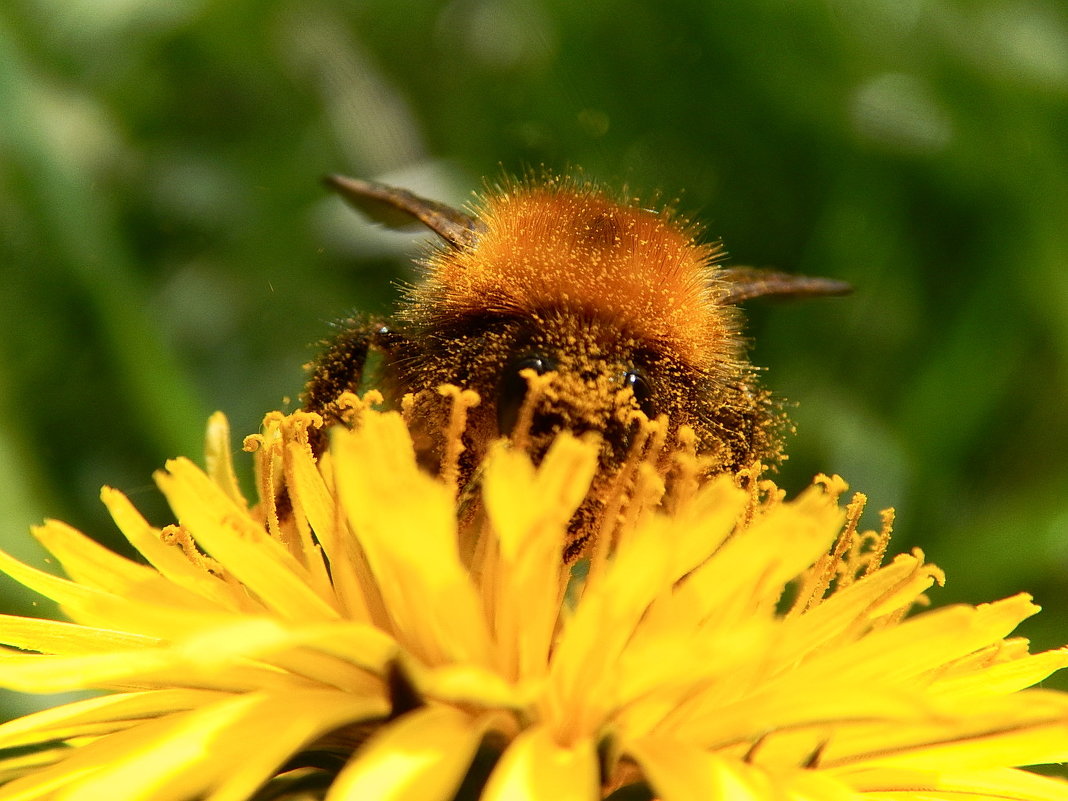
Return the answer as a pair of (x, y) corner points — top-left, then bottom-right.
(719, 266), (852, 304)
(324, 174), (484, 250)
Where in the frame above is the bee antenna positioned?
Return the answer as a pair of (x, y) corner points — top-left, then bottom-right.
(324, 174), (484, 250)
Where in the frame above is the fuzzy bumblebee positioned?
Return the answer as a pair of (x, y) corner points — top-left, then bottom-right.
(304, 174), (848, 558)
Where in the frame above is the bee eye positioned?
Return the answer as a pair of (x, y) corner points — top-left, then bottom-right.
(497, 355), (554, 436)
(623, 369), (654, 418)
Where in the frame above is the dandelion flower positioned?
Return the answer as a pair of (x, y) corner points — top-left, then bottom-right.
(0, 395), (1067, 800)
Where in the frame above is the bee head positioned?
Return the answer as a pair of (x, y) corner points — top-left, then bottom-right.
(493, 323), (657, 469)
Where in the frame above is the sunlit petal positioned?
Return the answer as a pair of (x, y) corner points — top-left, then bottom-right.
(0, 403), (1065, 800)
(482, 727), (598, 801)
(327, 706), (486, 801)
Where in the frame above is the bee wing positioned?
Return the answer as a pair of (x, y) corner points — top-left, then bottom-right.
(719, 267), (852, 304)
(324, 174), (484, 250)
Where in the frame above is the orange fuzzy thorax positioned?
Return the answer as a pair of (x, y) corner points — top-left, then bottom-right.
(418, 184), (739, 371)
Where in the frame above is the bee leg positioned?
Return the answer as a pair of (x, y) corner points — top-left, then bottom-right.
(301, 320), (407, 453)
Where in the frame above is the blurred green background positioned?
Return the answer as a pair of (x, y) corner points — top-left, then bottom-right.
(1, 0), (1066, 719)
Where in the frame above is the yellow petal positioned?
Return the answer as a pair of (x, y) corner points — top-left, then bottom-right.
(482, 727), (599, 801)
(156, 458), (342, 622)
(546, 516), (675, 734)
(101, 487), (245, 610)
(203, 411), (247, 508)
(667, 492), (844, 631)
(29, 520), (177, 597)
(867, 549), (947, 617)
(483, 434), (596, 563)
(482, 436), (597, 681)
(806, 595), (1040, 688)
(332, 416), (492, 668)
(628, 737), (780, 801)
(933, 649), (1068, 699)
(204, 691), (388, 801)
(23, 520), (219, 617)
(279, 441), (336, 597)
(0, 544), (149, 631)
(0, 614), (155, 655)
(775, 551), (933, 659)
(0, 689), (228, 750)
(822, 691), (1068, 770)
(0, 618), (379, 694)
(286, 441), (372, 622)
(834, 765), (1068, 800)
(5, 691), (385, 801)
(632, 736), (863, 801)
(411, 662), (527, 711)
(0, 745), (70, 786)
(327, 706), (485, 801)
(0, 697), (262, 801)
(611, 617), (780, 738)
(658, 474), (750, 580)
(670, 682), (929, 747)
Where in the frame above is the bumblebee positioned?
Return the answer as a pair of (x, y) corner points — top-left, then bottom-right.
(304, 174), (848, 557)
